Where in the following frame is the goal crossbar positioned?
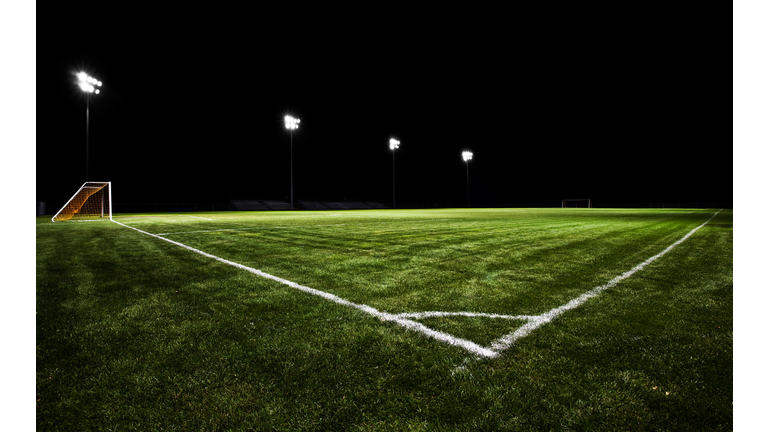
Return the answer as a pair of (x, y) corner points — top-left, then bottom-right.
(52, 182), (112, 222)
(562, 199), (592, 208)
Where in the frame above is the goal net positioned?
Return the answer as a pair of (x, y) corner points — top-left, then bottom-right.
(52, 182), (112, 222)
(562, 199), (592, 208)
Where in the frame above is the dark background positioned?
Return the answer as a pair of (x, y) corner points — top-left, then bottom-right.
(36, 5), (732, 208)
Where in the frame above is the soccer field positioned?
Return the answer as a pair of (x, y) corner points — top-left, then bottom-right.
(37, 208), (733, 430)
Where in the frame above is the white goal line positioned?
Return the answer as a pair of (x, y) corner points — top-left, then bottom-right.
(111, 209), (721, 359)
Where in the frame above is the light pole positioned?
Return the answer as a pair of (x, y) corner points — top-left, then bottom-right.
(462, 151), (473, 207)
(77, 72), (102, 181)
(284, 115), (300, 208)
(389, 138), (400, 208)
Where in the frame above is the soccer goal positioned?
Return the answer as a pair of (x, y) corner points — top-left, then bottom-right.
(562, 199), (592, 208)
(52, 182), (112, 222)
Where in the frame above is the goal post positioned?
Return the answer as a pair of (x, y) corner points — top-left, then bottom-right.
(562, 199), (592, 208)
(52, 182), (112, 222)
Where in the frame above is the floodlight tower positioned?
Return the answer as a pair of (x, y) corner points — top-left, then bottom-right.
(284, 115), (300, 208)
(76, 72), (102, 181)
(462, 151), (473, 207)
(389, 138), (400, 208)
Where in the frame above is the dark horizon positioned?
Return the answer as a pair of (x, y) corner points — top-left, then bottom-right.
(36, 5), (732, 209)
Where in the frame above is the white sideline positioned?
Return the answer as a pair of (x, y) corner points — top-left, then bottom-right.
(112, 209), (720, 359)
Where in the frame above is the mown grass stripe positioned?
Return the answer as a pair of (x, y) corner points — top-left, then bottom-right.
(396, 311), (536, 320)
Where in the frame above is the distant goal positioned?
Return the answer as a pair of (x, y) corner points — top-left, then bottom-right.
(52, 182), (112, 222)
(562, 199), (592, 208)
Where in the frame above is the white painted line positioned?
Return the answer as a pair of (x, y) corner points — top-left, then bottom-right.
(112, 220), (500, 358)
(488, 210), (722, 353)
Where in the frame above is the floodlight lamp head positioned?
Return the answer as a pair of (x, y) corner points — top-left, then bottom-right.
(389, 138), (400, 150)
(284, 115), (300, 130)
(462, 151), (473, 162)
(76, 72), (102, 94)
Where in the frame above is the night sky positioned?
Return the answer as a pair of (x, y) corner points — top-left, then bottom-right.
(35, 5), (732, 208)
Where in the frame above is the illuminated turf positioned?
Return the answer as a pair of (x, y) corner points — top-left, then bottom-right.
(36, 208), (733, 431)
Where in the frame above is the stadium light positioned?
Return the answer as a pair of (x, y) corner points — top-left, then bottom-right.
(462, 151), (473, 207)
(76, 72), (103, 181)
(389, 138), (400, 208)
(284, 115), (300, 208)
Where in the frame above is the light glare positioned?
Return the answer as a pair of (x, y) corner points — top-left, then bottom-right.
(462, 151), (473, 162)
(389, 138), (400, 150)
(76, 72), (103, 94)
(284, 115), (300, 130)
(78, 82), (95, 93)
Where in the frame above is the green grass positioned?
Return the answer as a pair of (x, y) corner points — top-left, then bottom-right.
(37, 208), (732, 431)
